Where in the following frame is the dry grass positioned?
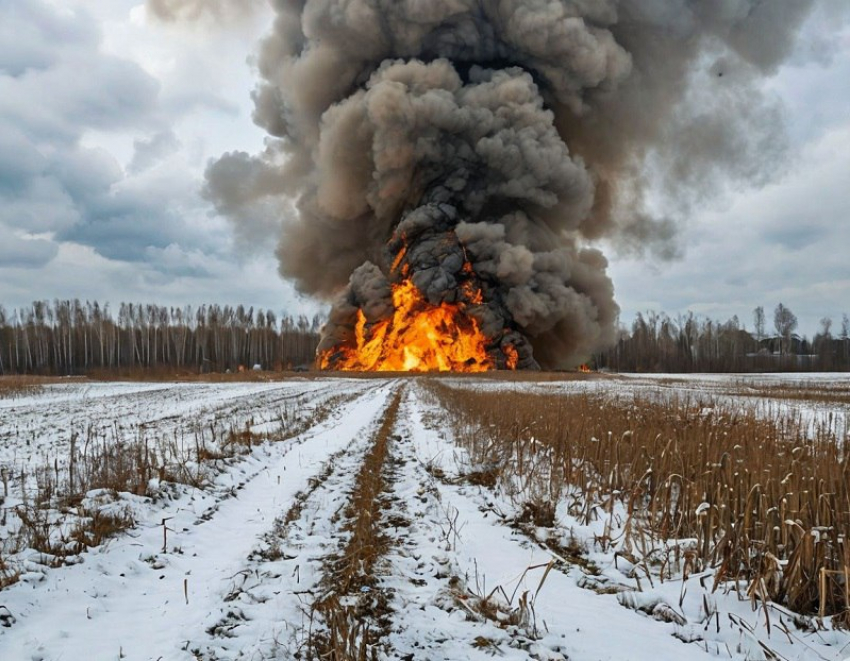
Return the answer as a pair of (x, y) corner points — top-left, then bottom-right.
(0, 375), (50, 398)
(84, 367), (319, 383)
(7, 366), (594, 385)
(0, 387), (363, 588)
(0, 425), (208, 571)
(444, 559), (556, 642)
(308, 391), (402, 661)
(638, 375), (850, 406)
(729, 381), (850, 406)
(317, 369), (593, 382)
(428, 380), (850, 619)
(0, 555), (20, 589)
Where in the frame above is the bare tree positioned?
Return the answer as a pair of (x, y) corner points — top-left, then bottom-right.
(773, 303), (798, 356)
(814, 317), (834, 370)
(0, 299), (322, 375)
(753, 306), (765, 344)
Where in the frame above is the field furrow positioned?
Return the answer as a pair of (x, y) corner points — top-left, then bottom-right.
(192, 383), (403, 659)
(382, 385), (715, 661)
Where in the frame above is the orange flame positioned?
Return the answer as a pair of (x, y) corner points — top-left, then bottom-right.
(578, 364), (592, 373)
(504, 344), (519, 370)
(320, 279), (495, 372)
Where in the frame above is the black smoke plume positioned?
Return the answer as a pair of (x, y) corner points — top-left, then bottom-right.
(200, 0), (823, 369)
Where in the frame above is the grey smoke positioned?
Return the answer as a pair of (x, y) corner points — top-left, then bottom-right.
(203, 146), (290, 252)
(202, 0), (827, 368)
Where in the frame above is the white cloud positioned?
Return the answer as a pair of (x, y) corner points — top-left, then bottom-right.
(609, 120), (850, 337)
(0, 0), (305, 318)
(0, 234), (58, 268)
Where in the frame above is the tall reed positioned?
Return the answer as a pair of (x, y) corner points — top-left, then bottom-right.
(429, 382), (850, 618)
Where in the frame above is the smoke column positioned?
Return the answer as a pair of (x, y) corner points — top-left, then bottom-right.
(199, 0), (822, 369)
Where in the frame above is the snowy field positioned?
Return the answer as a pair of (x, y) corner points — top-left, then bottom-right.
(450, 373), (850, 440)
(1, 375), (849, 660)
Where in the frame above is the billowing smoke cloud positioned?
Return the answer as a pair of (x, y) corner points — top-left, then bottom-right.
(204, 0), (823, 369)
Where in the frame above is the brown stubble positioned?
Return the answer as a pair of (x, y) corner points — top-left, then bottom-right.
(427, 380), (850, 619)
(308, 389), (402, 660)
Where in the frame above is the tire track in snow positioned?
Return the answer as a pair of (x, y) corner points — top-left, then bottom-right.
(192, 383), (403, 659)
(202, 383), (571, 661)
(380, 383), (713, 661)
(378, 386), (571, 661)
(187, 381), (374, 527)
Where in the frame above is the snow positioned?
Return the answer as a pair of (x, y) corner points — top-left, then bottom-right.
(0, 378), (388, 660)
(1, 374), (849, 660)
(397, 386), (850, 661)
(386, 388), (707, 661)
(443, 373), (850, 441)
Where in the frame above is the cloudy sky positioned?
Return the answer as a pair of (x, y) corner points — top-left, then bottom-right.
(1, 1), (848, 338)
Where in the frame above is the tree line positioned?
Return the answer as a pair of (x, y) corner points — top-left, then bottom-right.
(596, 304), (850, 373)
(4, 299), (847, 376)
(0, 300), (322, 375)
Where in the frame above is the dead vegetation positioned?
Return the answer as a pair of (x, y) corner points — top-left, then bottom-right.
(0, 423), (220, 585)
(0, 387), (362, 590)
(445, 571), (544, 645)
(307, 391), (402, 661)
(84, 367), (322, 383)
(729, 380), (850, 406)
(0, 376), (50, 398)
(427, 380), (850, 619)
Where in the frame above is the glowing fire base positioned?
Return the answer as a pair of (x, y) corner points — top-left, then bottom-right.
(319, 279), (508, 373)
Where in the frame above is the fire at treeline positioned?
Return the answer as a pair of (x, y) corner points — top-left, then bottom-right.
(198, 1), (829, 375)
(1, 300), (849, 376)
(5, 5), (835, 377)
